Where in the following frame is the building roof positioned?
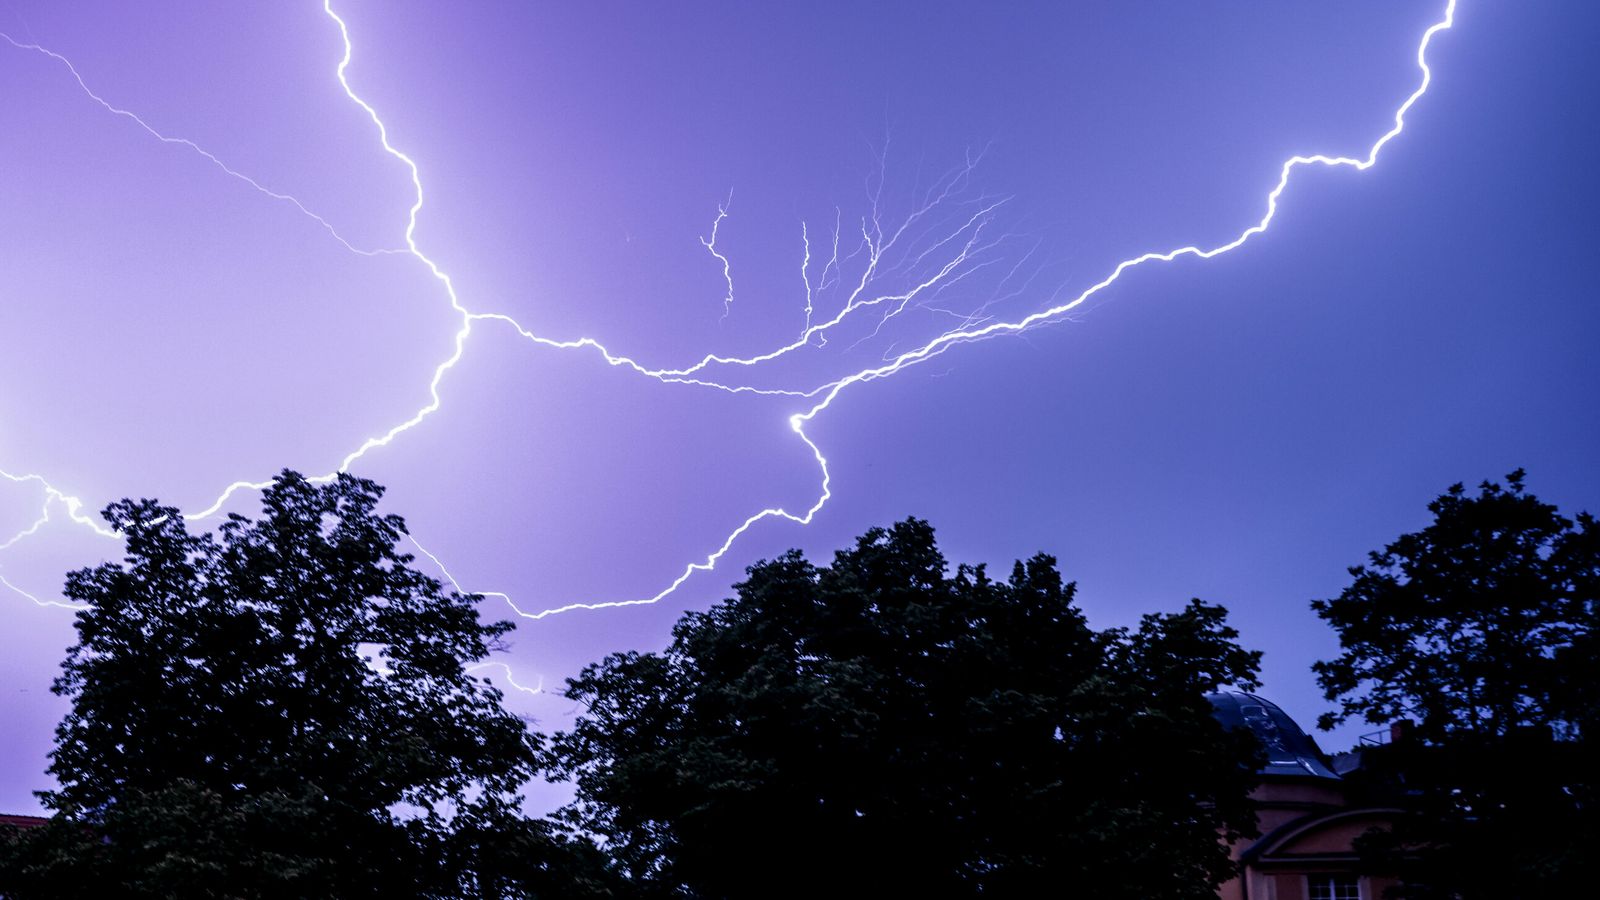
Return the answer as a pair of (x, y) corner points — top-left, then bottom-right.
(1208, 691), (1340, 780)
(0, 813), (48, 829)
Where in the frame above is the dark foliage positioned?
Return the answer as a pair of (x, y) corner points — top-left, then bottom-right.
(1313, 470), (1600, 898)
(547, 518), (1264, 899)
(0, 471), (615, 899)
(1312, 470), (1597, 740)
(1342, 732), (1600, 900)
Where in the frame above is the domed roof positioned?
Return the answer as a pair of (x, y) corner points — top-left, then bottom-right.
(1208, 692), (1339, 780)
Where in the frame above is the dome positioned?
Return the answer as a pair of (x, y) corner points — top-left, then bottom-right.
(1208, 692), (1339, 780)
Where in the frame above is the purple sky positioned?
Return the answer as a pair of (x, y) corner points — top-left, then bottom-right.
(2, 1), (1597, 815)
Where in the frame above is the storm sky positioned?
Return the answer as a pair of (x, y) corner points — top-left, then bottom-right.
(3, 1), (1597, 813)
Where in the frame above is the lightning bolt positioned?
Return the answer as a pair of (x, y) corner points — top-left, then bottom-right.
(701, 191), (736, 320)
(0, 469), (113, 539)
(0, 1), (1458, 642)
(473, 0), (1461, 621)
(466, 662), (545, 698)
(0, 32), (400, 257)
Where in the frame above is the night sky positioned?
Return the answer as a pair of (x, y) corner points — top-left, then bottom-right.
(3, 1), (1597, 815)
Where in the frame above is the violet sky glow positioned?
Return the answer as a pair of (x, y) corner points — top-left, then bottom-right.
(3, 1), (1598, 814)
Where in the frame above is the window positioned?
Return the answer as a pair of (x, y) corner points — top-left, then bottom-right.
(1308, 875), (1361, 900)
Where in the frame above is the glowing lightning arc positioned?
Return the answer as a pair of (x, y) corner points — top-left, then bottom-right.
(466, 662), (545, 697)
(0, 31), (399, 257)
(496, 0), (1461, 620)
(701, 191), (736, 320)
(0, 0), (1458, 636)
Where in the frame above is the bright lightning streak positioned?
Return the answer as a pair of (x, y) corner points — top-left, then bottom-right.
(1, 0), (833, 607)
(487, 0), (1461, 620)
(0, 469), (116, 539)
(466, 662), (545, 698)
(793, 0), (1460, 394)
(405, 536), (519, 615)
(800, 222), (815, 334)
(649, 157), (996, 379)
(185, 0), (486, 521)
(405, 540), (545, 695)
(1, 1), (1458, 635)
(701, 192), (736, 320)
(0, 508), (49, 554)
(0, 566), (85, 608)
(0, 470), (112, 606)
(0, 32), (399, 257)
(1, 4), (1002, 549)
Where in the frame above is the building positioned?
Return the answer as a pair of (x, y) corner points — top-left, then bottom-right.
(1211, 692), (1402, 900)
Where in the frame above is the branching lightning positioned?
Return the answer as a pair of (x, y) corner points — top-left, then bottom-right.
(467, 0), (1461, 622)
(0, 32), (401, 258)
(466, 662), (545, 698)
(701, 191), (736, 320)
(0, 0), (1459, 680)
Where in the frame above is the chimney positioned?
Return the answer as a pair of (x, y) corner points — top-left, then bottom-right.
(1389, 720), (1413, 744)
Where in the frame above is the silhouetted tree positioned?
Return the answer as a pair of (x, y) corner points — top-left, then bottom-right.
(0, 471), (615, 900)
(1314, 470), (1600, 898)
(547, 519), (1263, 899)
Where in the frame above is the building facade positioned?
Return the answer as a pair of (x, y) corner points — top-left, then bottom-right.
(1211, 693), (1401, 900)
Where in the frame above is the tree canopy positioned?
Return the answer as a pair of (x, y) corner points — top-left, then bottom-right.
(0, 471), (614, 900)
(1312, 469), (1598, 741)
(547, 518), (1264, 899)
(1314, 470), (1600, 898)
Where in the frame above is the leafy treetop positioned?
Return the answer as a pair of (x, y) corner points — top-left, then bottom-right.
(548, 518), (1264, 900)
(0, 471), (615, 900)
(1312, 469), (1598, 741)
